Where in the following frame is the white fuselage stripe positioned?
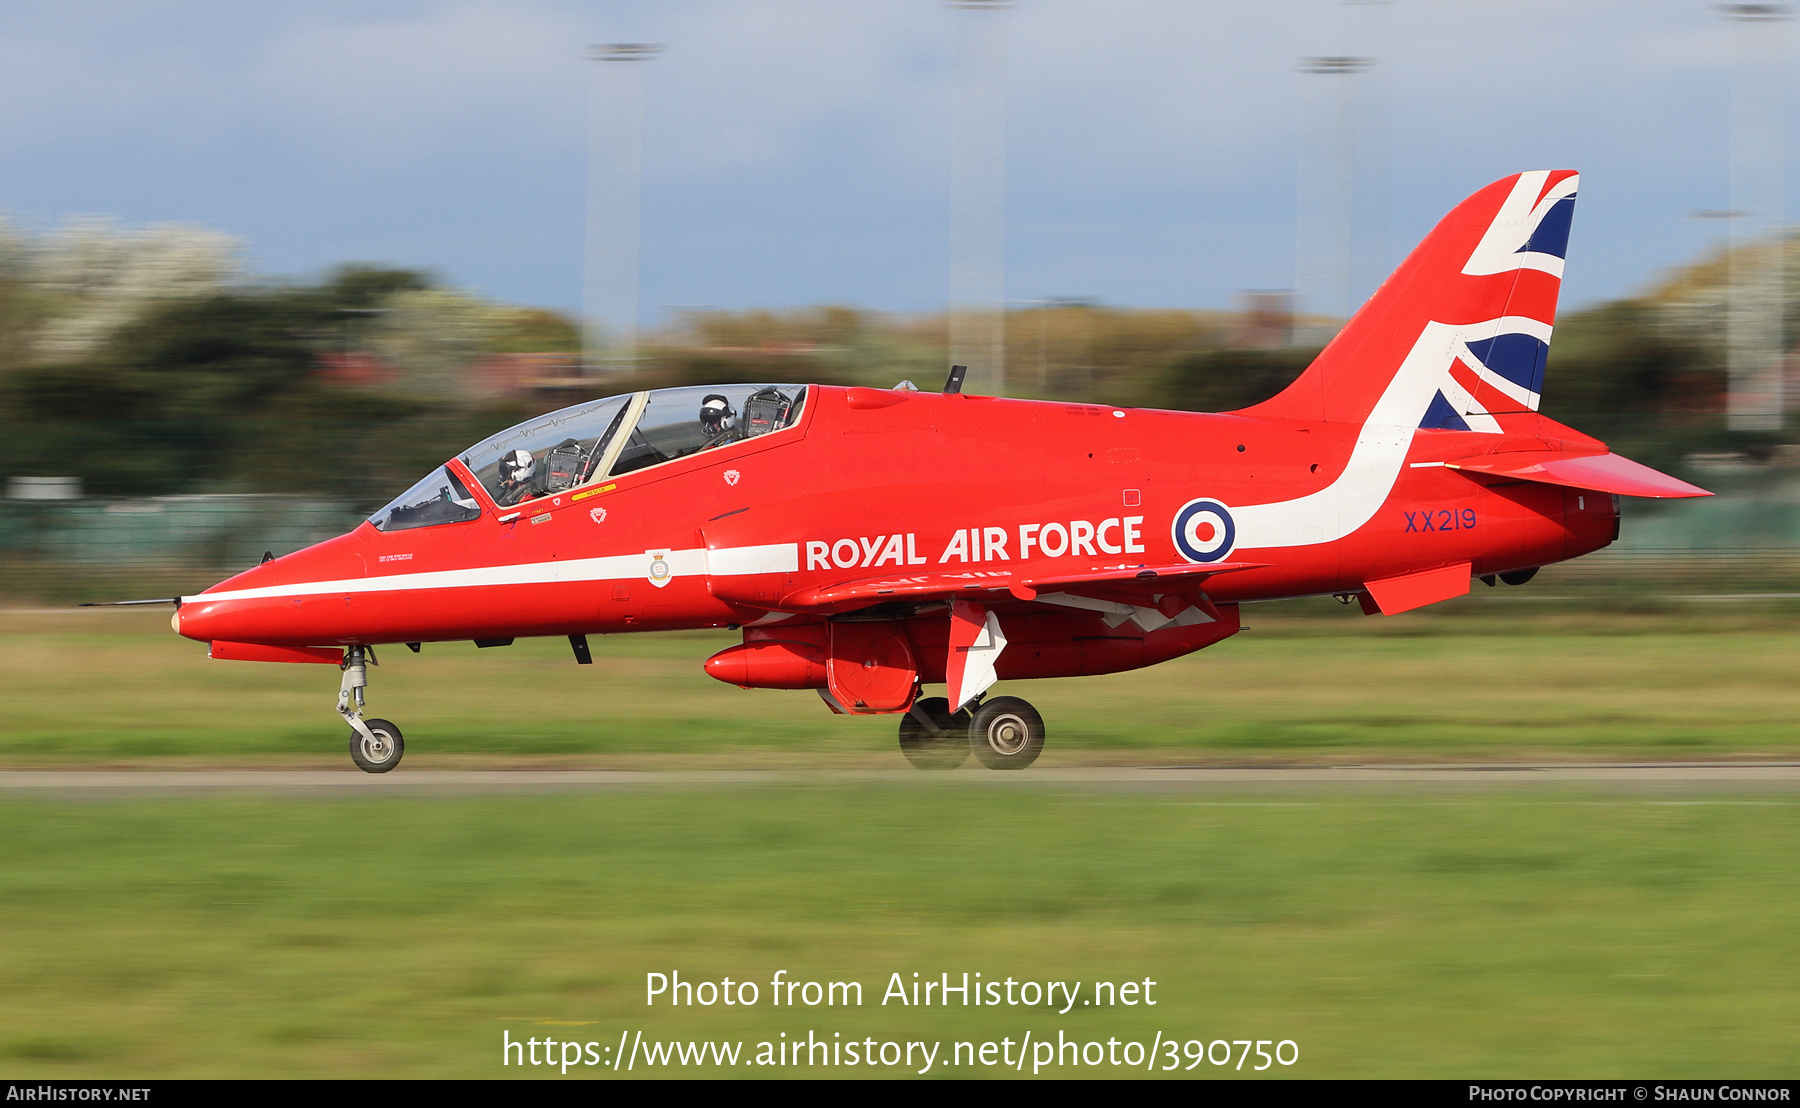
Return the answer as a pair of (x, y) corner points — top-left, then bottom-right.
(1231, 315), (1550, 552)
(184, 542), (799, 604)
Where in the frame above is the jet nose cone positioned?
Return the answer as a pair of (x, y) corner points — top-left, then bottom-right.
(177, 527), (372, 644)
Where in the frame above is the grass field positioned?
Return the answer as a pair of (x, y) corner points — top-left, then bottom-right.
(5, 600), (1799, 1078)
(1, 785), (1796, 1078)
(4, 599), (1799, 765)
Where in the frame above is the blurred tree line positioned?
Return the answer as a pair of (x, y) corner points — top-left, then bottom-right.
(0, 216), (1786, 508)
(0, 264), (565, 505)
(1155, 304), (1748, 477)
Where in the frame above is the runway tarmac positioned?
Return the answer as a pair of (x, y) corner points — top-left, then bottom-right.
(3, 763), (1799, 796)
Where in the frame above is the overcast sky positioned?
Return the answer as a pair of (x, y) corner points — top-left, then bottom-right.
(0, 1), (1786, 319)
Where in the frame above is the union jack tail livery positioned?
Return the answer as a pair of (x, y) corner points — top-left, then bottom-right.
(1251, 169), (1578, 433)
(153, 170), (1712, 773)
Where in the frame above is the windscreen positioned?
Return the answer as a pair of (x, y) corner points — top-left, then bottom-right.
(369, 467), (482, 532)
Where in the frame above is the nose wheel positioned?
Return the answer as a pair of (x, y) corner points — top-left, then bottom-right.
(336, 645), (404, 773)
(349, 718), (405, 773)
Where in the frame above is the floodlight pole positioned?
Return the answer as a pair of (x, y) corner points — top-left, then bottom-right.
(584, 43), (664, 377)
(1295, 54), (1371, 345)
(1343, 0), (1393, 305)
(948, 0), (1010, 397)
(1719, 4), (1788, 431)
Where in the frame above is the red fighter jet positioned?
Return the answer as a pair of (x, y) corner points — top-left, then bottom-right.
(163, 170), (1708, 773)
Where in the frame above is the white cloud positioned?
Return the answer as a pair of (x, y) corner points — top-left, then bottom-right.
(0, 0), (1790, 312)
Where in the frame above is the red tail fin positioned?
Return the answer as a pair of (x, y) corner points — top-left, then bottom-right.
(1247, 170), (1578, 433)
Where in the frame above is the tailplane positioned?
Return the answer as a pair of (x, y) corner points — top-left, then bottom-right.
(1247, 170), (1579, 434)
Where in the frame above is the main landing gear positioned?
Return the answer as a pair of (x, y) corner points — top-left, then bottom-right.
(899, 698), (971, 769)
(338, 645), (404, 773)
(898, 694), (1045, 771)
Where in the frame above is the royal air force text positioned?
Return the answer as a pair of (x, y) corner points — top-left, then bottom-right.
(806, 519), (1147, 572)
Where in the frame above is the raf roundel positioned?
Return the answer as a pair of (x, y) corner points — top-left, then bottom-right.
(1173, 499), (1236, 563)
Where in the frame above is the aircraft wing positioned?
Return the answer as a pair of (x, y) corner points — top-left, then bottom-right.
(1008, 560), (1265, 601)
(778, 569), (1019, 610)
(1444, 450), (1711, 498)
(776, 561), (1264, 613)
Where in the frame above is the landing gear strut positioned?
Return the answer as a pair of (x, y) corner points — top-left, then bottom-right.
(338, 645), (403, 773)
(895, 693), (1046, 771)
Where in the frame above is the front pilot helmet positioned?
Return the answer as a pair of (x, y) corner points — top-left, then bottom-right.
(506, 449), (535, 481)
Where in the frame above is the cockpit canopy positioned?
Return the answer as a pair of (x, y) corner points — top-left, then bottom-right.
(369, 383), (806, 531)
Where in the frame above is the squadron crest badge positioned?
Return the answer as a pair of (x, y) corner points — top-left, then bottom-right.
(646, 549), (673, 588)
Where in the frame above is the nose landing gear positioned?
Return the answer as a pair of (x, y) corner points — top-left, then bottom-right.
(337, 645), (403, 773)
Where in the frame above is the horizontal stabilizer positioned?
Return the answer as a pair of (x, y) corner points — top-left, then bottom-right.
(1445, 450), (1711, 499)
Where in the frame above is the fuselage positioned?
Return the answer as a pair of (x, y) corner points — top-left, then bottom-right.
(160, 170), (1705, 776)
(173, 383), (1616, 651)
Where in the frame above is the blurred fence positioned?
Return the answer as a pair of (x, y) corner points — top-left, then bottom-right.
(0, 495), (366, 601)
(1622, 488), (1800, 549)
(3, 480), (1800, 604)
(1537, 548), (1800, 594)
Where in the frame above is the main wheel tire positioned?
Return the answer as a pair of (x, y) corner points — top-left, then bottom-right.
(968, 697), (1045, 770)
(898, 697), (972, 770)
(349, 718), (404, 773)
